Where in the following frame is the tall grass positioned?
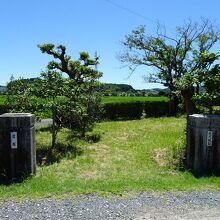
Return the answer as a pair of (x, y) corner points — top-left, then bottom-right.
(0, 117), (219, 199)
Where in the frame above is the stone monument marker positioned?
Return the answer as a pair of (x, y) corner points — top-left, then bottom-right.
(187, 114), (220, 176)
(0, 113), (36, 182)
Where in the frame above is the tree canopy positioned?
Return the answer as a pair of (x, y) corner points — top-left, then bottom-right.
(38, 43), (103, 137)
(6, 44), (103, 147)
(119, 18), (220, 115)
(38, 44), (101, 82)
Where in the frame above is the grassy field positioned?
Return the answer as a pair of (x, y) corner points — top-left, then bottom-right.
(102, 96), (169, 103)
(0, 117), (219, 199)
(0, 95), (169, 105)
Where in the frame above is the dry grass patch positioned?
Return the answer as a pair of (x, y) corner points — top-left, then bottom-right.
(117, 132), (130, 141)
(77, 142), (134, 180)
(153, 148), (170, 167)
(79, 171), (102, 180)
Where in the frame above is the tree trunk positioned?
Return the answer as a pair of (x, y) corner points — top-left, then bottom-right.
(181, 87), (197, 116)
(51, 103), (57, 148)
(52, 112), (56, 148)
(168, 82), (180, 115)
(172, 94), (180, 115)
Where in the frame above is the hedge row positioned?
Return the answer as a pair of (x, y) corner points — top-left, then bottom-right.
(0, 101), (174, 121)
(102, 101), (174, 120)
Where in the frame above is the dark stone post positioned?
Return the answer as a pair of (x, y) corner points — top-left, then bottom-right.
(0, 113), (36, 181)
(186, 114), (220, 176)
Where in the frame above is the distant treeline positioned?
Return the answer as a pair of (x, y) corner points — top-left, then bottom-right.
(97, 83), (170, 96)
(1, 79), (170, 97)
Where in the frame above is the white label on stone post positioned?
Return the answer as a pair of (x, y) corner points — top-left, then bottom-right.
(11, 132), (18, 149)
(207, 131), (213, 147)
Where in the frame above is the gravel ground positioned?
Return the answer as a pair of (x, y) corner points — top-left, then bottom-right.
(0, 191), (220, 219)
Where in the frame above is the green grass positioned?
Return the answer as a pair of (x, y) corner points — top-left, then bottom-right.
(0, 95), (169, 105)
(102, 96), (169, 103)
(0, 117), (219, 199)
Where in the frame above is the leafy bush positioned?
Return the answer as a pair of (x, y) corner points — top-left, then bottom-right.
(102, 101), (174, 120)
(103, 102), (143, 120)
(193, 64), (220, 114)
(0, 104), (11, 115)
(144, 101), (174, 117)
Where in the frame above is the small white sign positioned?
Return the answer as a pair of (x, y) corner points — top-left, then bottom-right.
(207, 131), (213, 147)
(11, 132), (18, 149)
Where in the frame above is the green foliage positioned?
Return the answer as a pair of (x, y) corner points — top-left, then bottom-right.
(103, 101), (173, 120)
(37, 43), (103, 137)
(5, 77), (44, 117)
(5, 71), (67, 147)
(79, 51), (99, 66)
(0, 95), (6, 104)
(0, 104), (11, 115)
(79, 51), (90, 61)
(97, 83), (170, 97)
(103, 102), (143, 120)
(193, 64), (220, 113)
(0, 95), (170, 120)
(120, 19), (220, 115)
(6, 43), (103, 144)
(98, 83), (135, 96)
(143, 101), (174, 117)
(55, 80), (103, 137)
(37, 71), (67, 148)
(38, 43), (102, 81)
(6, 73), (102, 140)
(0, 94), (10, 115)
(38, 43), (55, 53)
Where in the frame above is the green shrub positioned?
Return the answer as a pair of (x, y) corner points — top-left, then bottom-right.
(103, 101), (143, 120)
(103, 101), (174, 120)
(0, 104), (11, 115)
(144, 101), (174, 117)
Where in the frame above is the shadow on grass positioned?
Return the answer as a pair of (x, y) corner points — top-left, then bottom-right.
(0, 143), (83, 185)
(0, 173), (34, 186)
(0, 128), (101, 184)
(36, 129), (101, 166)
(37, 142), (83, 166)
(66, 130), (101, 143)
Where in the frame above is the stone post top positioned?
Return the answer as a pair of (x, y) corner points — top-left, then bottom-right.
(188, 114), (220, 128)
(189, 114), (220, 119)
(0, 113), (34, 118)
(0, 113), (35, 128)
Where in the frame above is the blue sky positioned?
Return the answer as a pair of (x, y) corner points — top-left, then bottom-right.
(1, 0), (220, 89)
